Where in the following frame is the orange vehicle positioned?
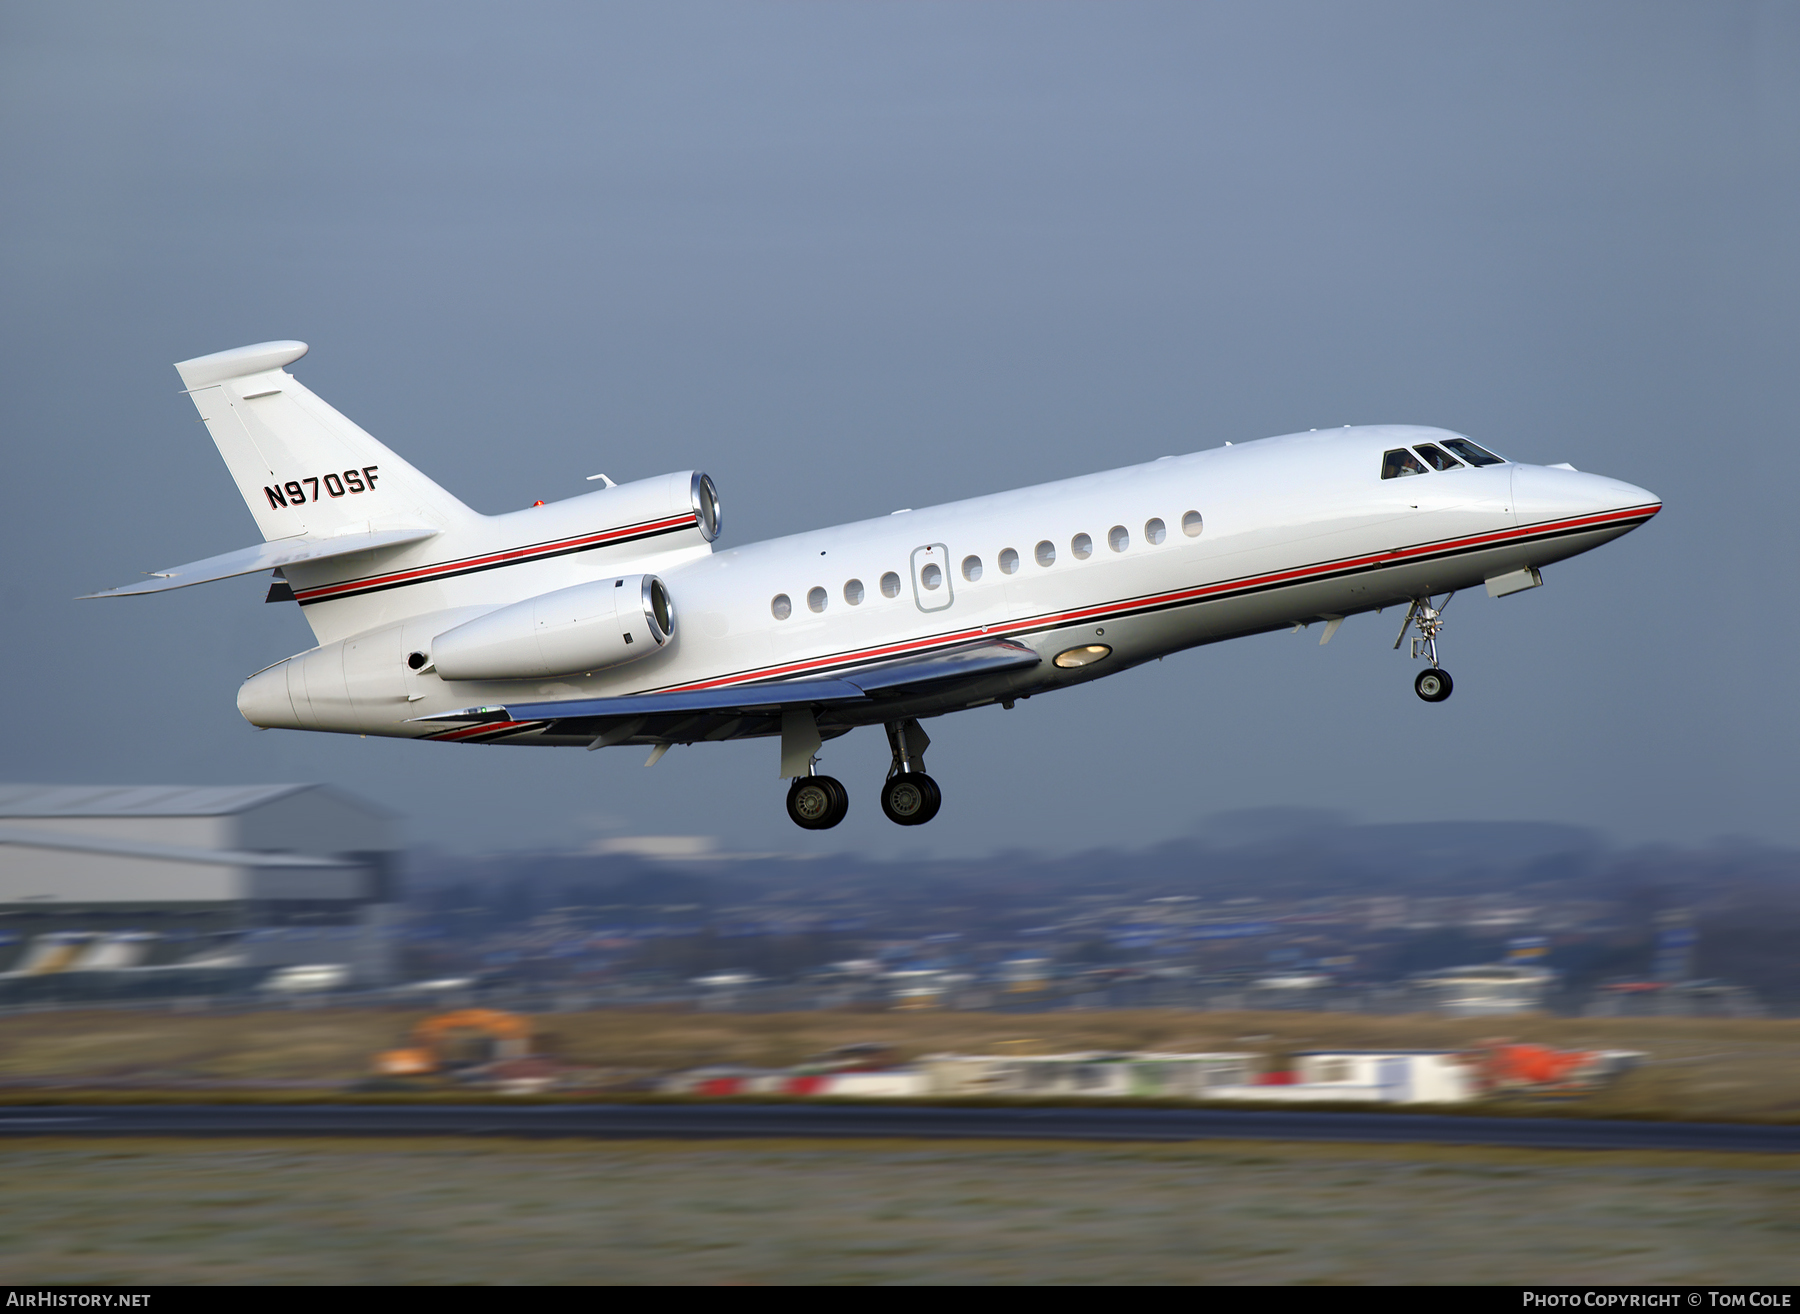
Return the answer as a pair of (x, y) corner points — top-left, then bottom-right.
(374, 1008), (536, 1078)
(1466, 1039), (1614, 1093)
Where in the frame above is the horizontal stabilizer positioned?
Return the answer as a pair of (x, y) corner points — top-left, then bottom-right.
(415, 638), (1041, 726)
(80, 526), (439, 598)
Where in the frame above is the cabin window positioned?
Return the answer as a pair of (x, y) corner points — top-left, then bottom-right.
(880, 571), (902, 598)
(920, 563), (943, 591)
(961, 555), (983, 582)
(1108, 525), (1129, 553)
(843, 578), (864, 605)
(1381, 448), (1427, 479)
(807, 586), (828, 613)
(1144, 517), (1166, 545)
(1181, 510), (1203, 537)
(1035, 540), (1056, 567)
(771, 594), (792, 620)
(1071, 533), (1093, 560)
(1441, 437), (1507, 467)
(1414, 443), (1463, 471)
(999, 548), (1020, 574)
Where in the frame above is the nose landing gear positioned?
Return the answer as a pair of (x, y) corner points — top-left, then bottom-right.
(880, 718), (941, 826)
(1414, 667), (1453, 702)
(1395, 593), (1455, 702)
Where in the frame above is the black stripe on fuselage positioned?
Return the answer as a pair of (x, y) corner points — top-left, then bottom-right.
(297, 518), (695, 606)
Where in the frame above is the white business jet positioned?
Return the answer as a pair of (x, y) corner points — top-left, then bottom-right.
(87, 341), (1660, 830)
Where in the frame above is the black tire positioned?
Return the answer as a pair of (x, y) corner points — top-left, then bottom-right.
(913, 774), (942, 824)
(1414, 667), (1454, 703)
(819, 775), (850, 827)
(880, 773), (942, 826)
(786, 776), (848, 829)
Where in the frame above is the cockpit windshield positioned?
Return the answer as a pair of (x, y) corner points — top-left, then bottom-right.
(1441, 437), (1506, 467)
(1381, 449), (1427, 479)
(1414, 443), (1463, 471)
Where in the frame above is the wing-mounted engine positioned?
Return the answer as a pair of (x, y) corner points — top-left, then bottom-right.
(430, 574), (675, 680)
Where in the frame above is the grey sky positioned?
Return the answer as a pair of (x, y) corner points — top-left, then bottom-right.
(3, 2), (1796, 856)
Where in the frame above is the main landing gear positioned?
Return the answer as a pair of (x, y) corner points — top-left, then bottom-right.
(777, 716), (943, 828)
(781, 717), (944, 830)
(880, 774), (941, 826)
(880, 718), (941, 826)
(1395, 593), (1455, 703)
(786, 773), (849, 830)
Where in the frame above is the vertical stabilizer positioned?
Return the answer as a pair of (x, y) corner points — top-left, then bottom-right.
(175, 341), (478, 542)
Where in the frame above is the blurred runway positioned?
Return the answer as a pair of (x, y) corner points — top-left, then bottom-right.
(1, 1104), (1796, 1151)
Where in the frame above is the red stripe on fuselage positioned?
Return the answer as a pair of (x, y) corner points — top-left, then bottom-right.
(424, 719), (543, 742)
(294, 513), (699, 603)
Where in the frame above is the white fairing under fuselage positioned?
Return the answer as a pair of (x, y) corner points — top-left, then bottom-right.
(234, 423), (1659, 745)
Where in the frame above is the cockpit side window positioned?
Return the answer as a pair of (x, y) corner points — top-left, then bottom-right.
(1441, 437), (1506, 467)
(1414, 443), (1463, 471)
(1381, 448), (1427, 479)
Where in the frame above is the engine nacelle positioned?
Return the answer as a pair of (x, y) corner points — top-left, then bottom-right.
(430, 574), (675, 680)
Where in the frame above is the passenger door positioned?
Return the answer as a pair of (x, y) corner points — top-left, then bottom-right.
(909, 543), (954, 613)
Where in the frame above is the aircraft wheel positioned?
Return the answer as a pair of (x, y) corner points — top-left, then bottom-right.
(821, 775), (850, 825)
(787, 775), (848, 830)
(1414, 667), (1453, 703)
(880, 773), (942, 826)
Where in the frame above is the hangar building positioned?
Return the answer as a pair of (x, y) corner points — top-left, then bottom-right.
(0, 784), (399, 995)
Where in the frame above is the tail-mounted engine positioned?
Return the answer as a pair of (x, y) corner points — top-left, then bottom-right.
(430, 573), (675, 680)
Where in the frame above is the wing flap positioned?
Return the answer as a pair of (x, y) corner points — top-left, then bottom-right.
(79, 526), (440, 598)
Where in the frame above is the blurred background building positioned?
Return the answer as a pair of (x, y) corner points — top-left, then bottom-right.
(0, 789), (1792, 1018)
(0, 784), (399, 1000)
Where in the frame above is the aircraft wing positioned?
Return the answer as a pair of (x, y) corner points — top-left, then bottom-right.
(79, 527), (440, 598)
(836, 638), (1040, 694)
(416, 638), (1042, 727)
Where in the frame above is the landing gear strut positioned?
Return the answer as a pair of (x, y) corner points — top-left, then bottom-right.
(880, 718), (941, 826)
(1395, 593), (1455, 702)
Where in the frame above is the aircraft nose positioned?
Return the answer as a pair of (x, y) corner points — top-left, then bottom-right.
(1510, 463), (1661, 530)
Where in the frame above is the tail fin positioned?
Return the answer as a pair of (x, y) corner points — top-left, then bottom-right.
(175, 341), (478, 542)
